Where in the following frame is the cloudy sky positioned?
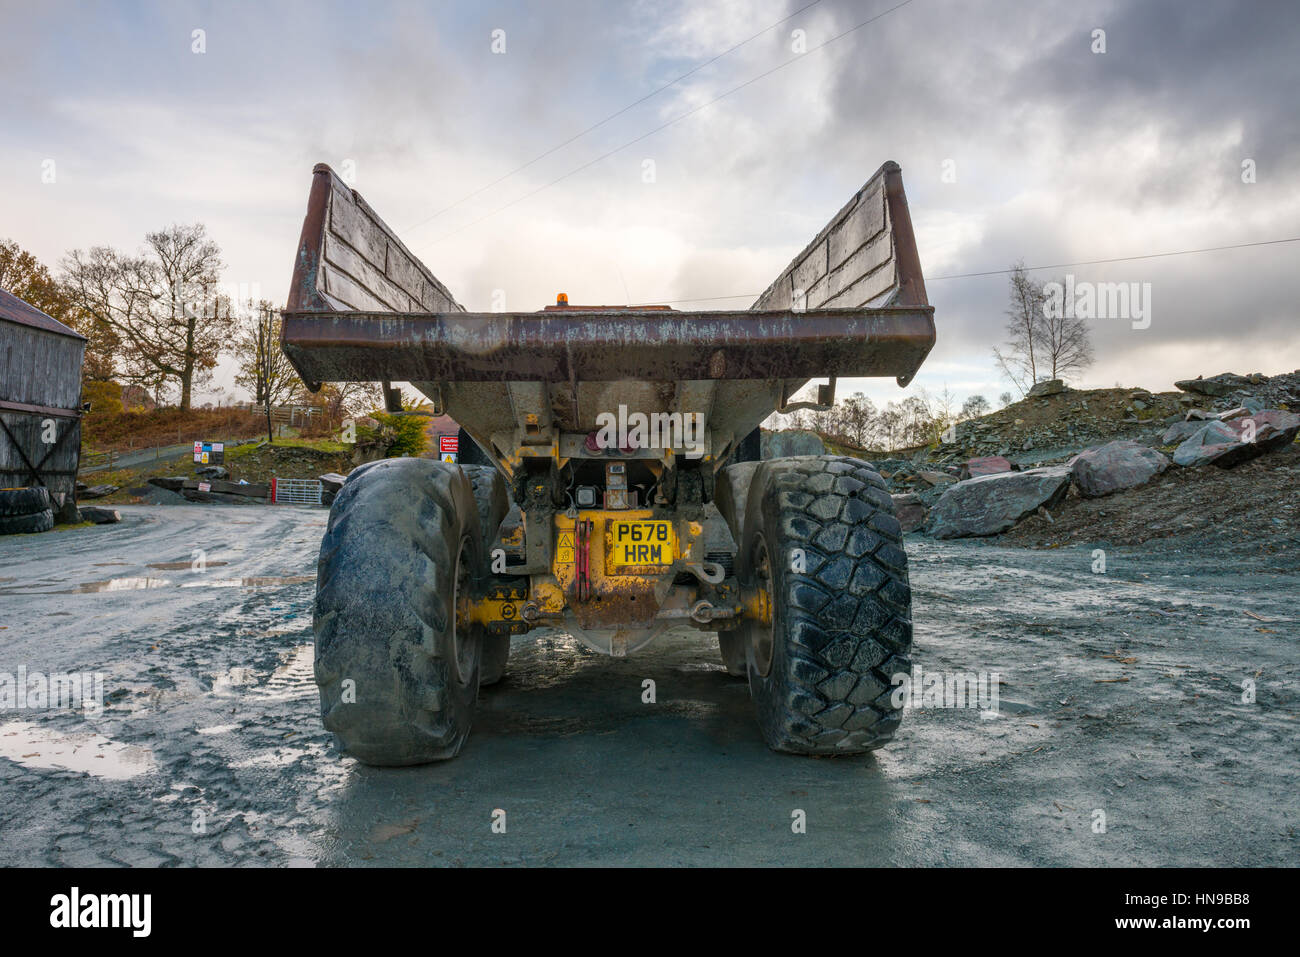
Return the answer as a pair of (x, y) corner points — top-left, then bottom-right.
(2, 0), (1298, 412)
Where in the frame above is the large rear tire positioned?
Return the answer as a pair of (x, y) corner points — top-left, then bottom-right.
(737, 455), (912, 754)
(463, 464), (512, 686)
(313, 458), (484, 766)
(715, 461), (761, 677)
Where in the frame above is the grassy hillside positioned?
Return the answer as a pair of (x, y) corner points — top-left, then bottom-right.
(83, 405), (273, 453)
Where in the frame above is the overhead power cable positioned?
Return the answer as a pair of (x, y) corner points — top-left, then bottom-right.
(628, 236), (1300, 305)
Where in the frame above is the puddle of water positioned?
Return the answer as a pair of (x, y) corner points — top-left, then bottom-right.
(0, 721), (155, 780)
(196, 724), (239, 735)
(74, 577), (170, 593)
(0, 574), (313, 595)
(180, 576), (313, 589)
(231, 749), (311, 769)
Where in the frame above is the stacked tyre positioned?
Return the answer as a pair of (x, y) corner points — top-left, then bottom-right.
(0, 487), (55, 535)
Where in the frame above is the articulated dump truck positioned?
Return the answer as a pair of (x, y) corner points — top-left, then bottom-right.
(281, 161), (936, 765)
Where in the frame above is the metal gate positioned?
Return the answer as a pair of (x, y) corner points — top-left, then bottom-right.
(271, 477), (323, 506)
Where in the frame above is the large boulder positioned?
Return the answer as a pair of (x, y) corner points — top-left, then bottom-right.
(52, 497), (81, 525)
(78, 484), (119, 499)
(80, 506), (121, 524)
(1249, 409), (1300, 449)
(916, 469), (956, 487)
(320, 472), (348, 506)
(135, 484), (185, 505)
(1174, 373), (1253, 397)
(1162, 421), (1207, 444)
(961, 455), (1013, 480)
(319, 472), (348, 494)
(925, 466), (1072, 539)
(179, 479), (270, 504)
(1172, 411), (1300, 468)
(1028, 379), (1065, 397)
(1172, 421), (1239, 467)
(1070, 440), (1169, 497)
(761, 429), (827, 458)
(891, 493), (927, 533)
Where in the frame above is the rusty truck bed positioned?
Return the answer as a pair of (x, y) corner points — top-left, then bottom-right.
(280, 160), (935, 461)
(280, 306), (935, 385)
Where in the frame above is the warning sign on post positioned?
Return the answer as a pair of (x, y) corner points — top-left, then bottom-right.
(439, 434), (458, 464)
(194, 441), (225, 464)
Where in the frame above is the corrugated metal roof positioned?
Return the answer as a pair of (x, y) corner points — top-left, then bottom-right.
(0, 286), (86, 340)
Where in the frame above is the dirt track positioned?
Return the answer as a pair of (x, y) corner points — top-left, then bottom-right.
(0, 505), (1296, 866)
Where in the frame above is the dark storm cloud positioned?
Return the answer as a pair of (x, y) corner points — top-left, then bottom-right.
(1029, 0), (1300, 165)
(793, 0), (1300, 390)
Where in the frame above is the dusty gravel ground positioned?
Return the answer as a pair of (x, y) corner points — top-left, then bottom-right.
(0, 505), (1296, 866)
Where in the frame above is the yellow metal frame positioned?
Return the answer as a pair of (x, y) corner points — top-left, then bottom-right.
(457, 507), (775, 636)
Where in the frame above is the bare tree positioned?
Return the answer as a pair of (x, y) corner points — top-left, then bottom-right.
(1038, 277), (1095, 381)
(807, 402), (837, 437)
(316, 381), (385, 422)
(992, 262), (1044, 397)
(960, 394), (991, 419)
(234, 300), (303, 440)
(896, 388), (937, 447)
(62, 224), (231, 409)
(993, 262), (1094, 395)
(875, 405), (902, 451)
(785, 407), (811, 431)
(837, 392), (877, 448)
(934, 385), (957, 434)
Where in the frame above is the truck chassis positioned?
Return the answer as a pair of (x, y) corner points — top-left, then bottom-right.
(282, 161), (935, 765)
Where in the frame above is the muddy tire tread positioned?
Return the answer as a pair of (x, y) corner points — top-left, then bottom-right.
(463, 464), (511, 685)
(744, 455), (912, 754)
(314, 458), (480, 766)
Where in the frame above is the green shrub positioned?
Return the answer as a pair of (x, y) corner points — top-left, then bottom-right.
(370, 412), (429, 458)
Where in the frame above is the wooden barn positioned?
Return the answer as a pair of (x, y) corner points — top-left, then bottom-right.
(0, 287), (86, 520)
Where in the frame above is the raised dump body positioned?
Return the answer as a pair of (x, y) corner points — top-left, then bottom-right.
(283, 162), (935, 765)
(282, 161), (933, 470)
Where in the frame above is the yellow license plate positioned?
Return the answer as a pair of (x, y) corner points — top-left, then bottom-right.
(606, 520), (675, 568)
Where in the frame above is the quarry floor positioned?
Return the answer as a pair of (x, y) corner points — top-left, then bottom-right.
(0, 505), (1295, 866)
